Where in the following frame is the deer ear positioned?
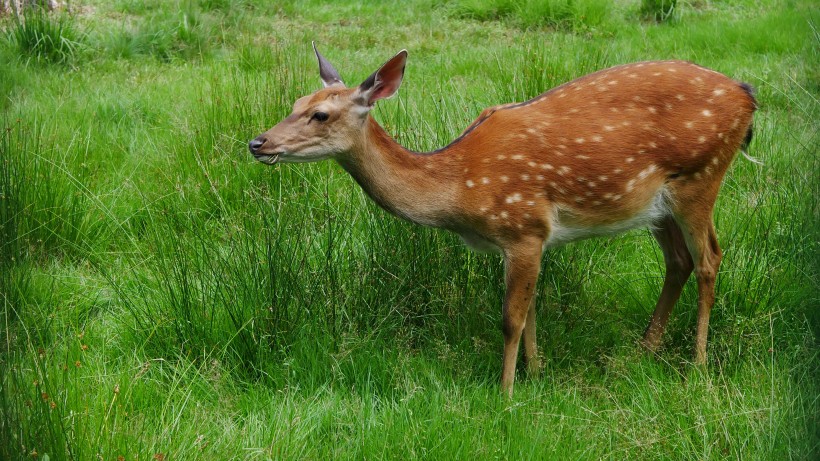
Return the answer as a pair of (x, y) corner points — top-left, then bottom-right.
(353, 50), (407, 107)
(313, 42), (344, 88)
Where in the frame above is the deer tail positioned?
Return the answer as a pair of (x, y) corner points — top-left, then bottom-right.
(738, 82), (762, 165)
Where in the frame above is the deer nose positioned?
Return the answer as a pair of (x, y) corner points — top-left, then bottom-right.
(248, 137), (265, 154)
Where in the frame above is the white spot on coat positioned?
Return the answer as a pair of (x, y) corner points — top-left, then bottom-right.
(637, 164), (657, 180)
(505, 193), (523, 204)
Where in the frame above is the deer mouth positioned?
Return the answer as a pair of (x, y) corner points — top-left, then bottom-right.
(253, 153), (282, 165)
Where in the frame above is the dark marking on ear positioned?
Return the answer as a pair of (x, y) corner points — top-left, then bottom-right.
(360, 71), (377, 92)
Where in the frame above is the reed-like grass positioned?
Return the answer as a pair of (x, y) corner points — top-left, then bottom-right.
(6, 6), (84, 64)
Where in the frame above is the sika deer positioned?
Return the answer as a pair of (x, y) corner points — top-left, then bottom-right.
(249, 44), (757, 395)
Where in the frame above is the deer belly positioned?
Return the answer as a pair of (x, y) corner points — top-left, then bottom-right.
(545, 189), (672, 248)
(459, 230), (502, 254)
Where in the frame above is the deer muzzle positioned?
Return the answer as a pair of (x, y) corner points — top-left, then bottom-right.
(248, 135), (282, 165)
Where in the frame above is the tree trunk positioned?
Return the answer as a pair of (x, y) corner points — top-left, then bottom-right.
(1, 0), (62, 16)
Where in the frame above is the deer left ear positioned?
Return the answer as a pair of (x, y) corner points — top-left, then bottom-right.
(353, 50), (407, 107)
(313, 42), (344, 88)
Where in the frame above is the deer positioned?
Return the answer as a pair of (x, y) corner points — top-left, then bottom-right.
(249, 43), (757, 396)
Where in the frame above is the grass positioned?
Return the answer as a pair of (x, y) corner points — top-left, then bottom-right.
(6, 5), (85, 64)
(442, 0), (613, 30)
(1, 0), (818, 459)
(640, 0), (678, 23)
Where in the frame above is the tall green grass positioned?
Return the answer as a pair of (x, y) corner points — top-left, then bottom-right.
(103, 7), (210, 61)
(1, 0), (818, 459)
(640, 0), (678, 23)
(6, 6), (84, 64)
(443, 0), (612, 30)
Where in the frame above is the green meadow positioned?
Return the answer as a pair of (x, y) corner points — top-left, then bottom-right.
(1, 0), (818, 459)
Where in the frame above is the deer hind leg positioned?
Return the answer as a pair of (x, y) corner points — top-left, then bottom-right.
(642, 216), (694, 351)
(522, 292), (540, 376)
(500, 238), (543, 396)
(676, 213), (723, 365)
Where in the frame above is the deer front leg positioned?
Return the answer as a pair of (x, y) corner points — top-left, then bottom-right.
(500, 239), (543, 396)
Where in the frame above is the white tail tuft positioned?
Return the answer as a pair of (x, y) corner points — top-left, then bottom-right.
(741, 150), (764, 165)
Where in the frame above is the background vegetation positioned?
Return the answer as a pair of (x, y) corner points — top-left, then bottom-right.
(1, 0), (818, 459)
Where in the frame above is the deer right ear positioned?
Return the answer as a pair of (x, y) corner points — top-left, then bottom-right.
(353, 50), (407, 107)
(313, 42), (344, 88)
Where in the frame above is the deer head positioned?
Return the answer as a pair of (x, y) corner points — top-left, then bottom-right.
(248, 43), (408, 165)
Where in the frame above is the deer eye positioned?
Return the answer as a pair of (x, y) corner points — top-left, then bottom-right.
(311, 111), (329, 122)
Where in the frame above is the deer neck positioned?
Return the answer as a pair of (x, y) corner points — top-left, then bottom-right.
(335, 116), (459, 228)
